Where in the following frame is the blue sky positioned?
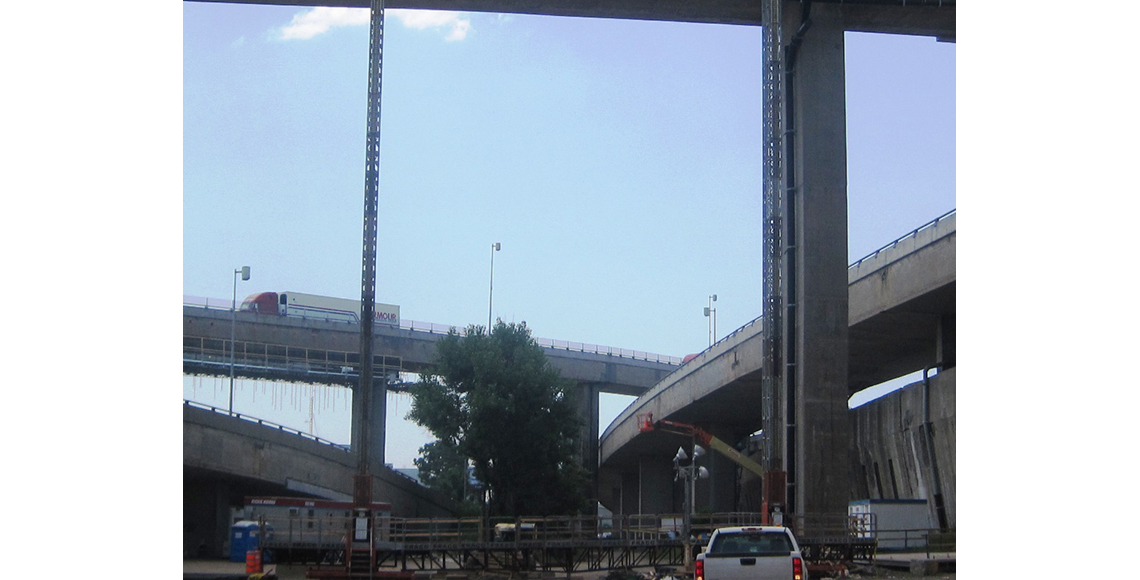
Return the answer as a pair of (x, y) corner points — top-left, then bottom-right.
(182, 3), (955, 467)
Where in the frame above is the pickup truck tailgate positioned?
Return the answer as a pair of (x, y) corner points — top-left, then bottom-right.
(697, 527), (803, 580)
(702, 553), (794, 580)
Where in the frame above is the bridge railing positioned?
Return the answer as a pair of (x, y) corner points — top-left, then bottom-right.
(183, 400), (350, 452)
(643, 209), (958, 384)
(848, 208), (955, 273)
(183, 297), (682, 366)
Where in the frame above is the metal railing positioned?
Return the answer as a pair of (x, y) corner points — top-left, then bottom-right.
(183, 296), (682, 366)
(255, 513), (765, 551)
(848, 209), (955, 273)
(249, 511), (883, 571)
(619, 209), (958, 402)
(184, 400), (350, 452)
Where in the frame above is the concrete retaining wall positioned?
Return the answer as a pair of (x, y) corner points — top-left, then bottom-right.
(851, 367), (955, 528)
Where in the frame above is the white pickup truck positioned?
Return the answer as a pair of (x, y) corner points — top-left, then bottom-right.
(695, 526), (806, 580)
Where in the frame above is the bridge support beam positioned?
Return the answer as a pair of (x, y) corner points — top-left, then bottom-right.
(351, 381), (387, 471)
(699, 446), (739, 513)
(577, 381), (601, 505)
(784, 2), (853, 519)
(938, 313), (955, 369)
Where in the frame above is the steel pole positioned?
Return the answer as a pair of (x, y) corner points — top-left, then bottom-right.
(230, 269), (237, 414)
(488, 245), (494, 331)
(355, 0), (386, 500)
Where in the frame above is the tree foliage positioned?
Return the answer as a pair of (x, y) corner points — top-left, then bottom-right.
(408, 322), (590, 516)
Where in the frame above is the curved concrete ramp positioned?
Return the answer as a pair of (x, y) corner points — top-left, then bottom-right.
(183, 403), (455, 516)
(600, 318), (766, 466)
(601, 213), (955, 470)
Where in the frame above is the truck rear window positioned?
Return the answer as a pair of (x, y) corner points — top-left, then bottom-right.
(708, 532), (793, 555)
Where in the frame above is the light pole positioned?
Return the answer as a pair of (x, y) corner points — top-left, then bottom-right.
(488, 242), (500, 332)
(674, 443), (709, 571)
(704, 294), (718, 347)
(230, 265), (251, 414)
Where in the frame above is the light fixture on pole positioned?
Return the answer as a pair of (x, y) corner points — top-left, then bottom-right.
(488, 242), (501, 332)
(230, 265), (251, 414)
(704, 294), (718, 347)
(673, 442), (710, 572)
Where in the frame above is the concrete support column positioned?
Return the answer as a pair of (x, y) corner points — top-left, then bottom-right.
(577, 382), (601, 504)
(637, 455), (675, 515)
(351, 380), (387, 470)
(786, 2), (853, 518)
(937, 313), (956, 368)
(621, 470), (640, 515)
(700, 447), (738, 513)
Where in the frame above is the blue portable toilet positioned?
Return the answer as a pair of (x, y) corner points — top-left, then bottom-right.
(229, 521), (272, 562)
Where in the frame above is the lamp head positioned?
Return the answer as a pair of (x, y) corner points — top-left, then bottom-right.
(493, 242), (501, 251)
(239, 266), (251, 281)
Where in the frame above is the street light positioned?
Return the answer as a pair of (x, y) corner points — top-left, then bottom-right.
(704, 294), (718, 347)
(230, 265), (251, 414)
(673, 442), (710, 571)
(488, 242), (501, 332)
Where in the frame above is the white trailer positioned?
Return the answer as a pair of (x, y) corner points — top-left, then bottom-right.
(848, 499), (935, 550)
(279, 291), (400, 326)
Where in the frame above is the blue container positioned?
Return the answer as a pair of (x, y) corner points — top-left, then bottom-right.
(229, 521), (267, 562)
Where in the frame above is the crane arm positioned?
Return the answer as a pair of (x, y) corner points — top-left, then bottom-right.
(638, 414), (765, 479)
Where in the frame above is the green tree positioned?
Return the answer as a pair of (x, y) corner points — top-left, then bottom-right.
(408, 321), (591, 516)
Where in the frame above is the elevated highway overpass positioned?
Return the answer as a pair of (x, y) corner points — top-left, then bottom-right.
(598, 211), (955, 516)
(184, 306), (679, 482)
(196, 0), (954, 40)
(183, 306), (677, 397)
(183, 401), (457, 558)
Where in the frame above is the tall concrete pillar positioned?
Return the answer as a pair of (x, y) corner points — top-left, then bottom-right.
(938, 314), (956, 368)
(699, 447), (738, 513)
(620, 470), (640, 515)
(786, 2), (853, 518)
(577, 381), (601, 504)
(351, 380), (387, 470)
(637, 455), (676, 515)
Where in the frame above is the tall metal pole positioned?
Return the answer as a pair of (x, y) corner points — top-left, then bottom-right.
(354, 0), (386, 507)
(229, 266), (249, 414)
(706, 294), (718, 346)
(760, 0), (785, 479)
(488, 242), (500, 332)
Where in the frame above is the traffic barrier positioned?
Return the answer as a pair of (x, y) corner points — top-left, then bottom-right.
(246, 549), (263, 574)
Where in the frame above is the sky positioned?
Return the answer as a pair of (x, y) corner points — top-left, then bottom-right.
(181, 2), (956, 469)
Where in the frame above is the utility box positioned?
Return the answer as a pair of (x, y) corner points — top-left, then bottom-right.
(849, 499), (935, 550)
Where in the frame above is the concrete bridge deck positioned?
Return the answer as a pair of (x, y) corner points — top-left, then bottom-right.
(195, 0), (955, 40)
(601, 212), (954, 466)
(184, 307), (677, 397)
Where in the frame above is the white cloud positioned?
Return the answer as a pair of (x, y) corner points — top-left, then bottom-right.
(278, 7), (369, 41)
(389, 9), (472, 41)
(276, 7), (472, 42)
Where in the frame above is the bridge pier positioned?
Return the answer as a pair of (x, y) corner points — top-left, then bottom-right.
(698, 439), (740, 513)
(351, 380), (388, 471)
(782, 1), (853, 519)
(576, 381), (601, 506)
